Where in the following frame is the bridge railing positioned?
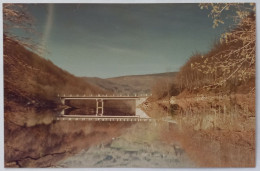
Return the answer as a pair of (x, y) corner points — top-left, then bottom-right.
(57, 93), (152, 98)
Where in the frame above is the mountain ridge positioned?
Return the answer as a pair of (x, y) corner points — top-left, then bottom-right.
(82, 72), (177, 95)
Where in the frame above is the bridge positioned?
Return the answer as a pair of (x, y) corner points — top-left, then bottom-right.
(57, 94), (151, 121)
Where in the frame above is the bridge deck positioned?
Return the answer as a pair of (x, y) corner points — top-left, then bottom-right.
(55, 116), (153, 122)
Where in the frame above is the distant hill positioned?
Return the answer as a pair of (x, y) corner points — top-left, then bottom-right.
(83, 72), (177, 95)
(4, 36), (105, 108)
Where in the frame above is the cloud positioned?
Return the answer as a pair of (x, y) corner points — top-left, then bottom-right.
(42, 4), (54, 57)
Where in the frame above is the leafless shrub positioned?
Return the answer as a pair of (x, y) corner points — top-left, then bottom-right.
(175, 4), (255, 93)
(3, 4), (45, 55)
(192, 3), (256, 89)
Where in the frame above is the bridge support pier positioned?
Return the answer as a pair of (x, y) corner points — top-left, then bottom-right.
(96, 99), (104, 116)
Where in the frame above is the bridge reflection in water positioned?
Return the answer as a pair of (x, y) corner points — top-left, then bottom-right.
(57, 94), (151, 122)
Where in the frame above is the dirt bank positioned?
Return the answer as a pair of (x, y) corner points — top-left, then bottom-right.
(4, 102), (133, 168)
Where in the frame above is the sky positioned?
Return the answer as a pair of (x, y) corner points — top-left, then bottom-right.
(25, 3), (232, 78)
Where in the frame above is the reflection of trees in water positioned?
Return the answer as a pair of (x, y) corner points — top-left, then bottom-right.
(56, 122), (196, 168)
(4, 108), (55, 127)
(4, 109), (134, 167)
(5, 99), (254, 168)
(164, 123), (255, 167)
(164, 95), (255, 167)
(143, 98), (255, 167)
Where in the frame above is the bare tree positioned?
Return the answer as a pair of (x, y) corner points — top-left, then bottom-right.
(192, 3), (255, 89)
(3, 3), (44, 54)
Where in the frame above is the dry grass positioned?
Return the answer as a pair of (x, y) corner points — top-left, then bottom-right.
(168, 93), (256, 167)
(174, 14), (255, 94)
(4, 37), (106, 108)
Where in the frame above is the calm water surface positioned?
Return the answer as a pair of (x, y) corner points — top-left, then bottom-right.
(4, 102), (196, 168)
(5, 99), (254, 167)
